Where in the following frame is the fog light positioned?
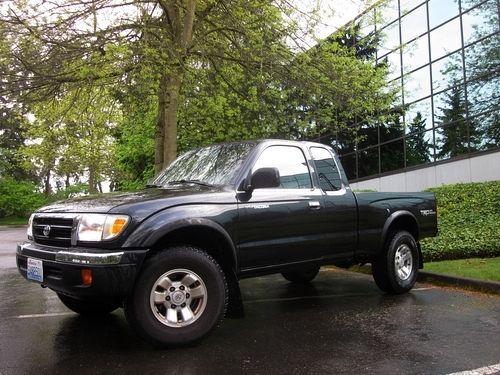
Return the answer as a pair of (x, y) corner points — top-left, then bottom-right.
(81, 269), (93, 285)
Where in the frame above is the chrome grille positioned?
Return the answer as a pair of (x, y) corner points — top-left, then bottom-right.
(33, 215), (76, 247)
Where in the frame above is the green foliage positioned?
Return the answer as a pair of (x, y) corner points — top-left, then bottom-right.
(0, 177), (47, 218)
(421, 181), (500, 261)
(424, 257), (500, 282)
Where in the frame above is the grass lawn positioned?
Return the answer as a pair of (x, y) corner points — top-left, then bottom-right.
(0, 217), (28, 225)
(424, 257), (500, 282)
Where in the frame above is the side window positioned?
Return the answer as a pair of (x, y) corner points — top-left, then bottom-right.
(310, 147), (342, 191)
(253, 146), (312, 189)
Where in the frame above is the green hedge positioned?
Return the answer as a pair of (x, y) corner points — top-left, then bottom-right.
(0, 177), (47, 218)
(421, 181), (500, 261)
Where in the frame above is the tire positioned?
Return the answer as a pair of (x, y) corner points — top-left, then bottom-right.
(57, 293), (121, 316)
(124, 246), (228, 347)
(372, 230), (419, 294)
(282, 266), (320, 283)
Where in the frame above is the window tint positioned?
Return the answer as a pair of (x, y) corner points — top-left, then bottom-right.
(310, 147), (342, 191)
(253, 146), (311, 189)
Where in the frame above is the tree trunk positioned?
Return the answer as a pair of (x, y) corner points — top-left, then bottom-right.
(88, 167), (97, 193)
(154, 0), (196, 174)
(44, 169), (51, 197)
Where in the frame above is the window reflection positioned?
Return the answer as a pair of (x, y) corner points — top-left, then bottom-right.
(464, 34), (499, 82)
(406, 129), (434, 166)
(339, 153), (356, 180)
(380, 139), (405, 172)
(462, 0), (499, 45)
(406, 98), (433, 132)
(378, 0), (399, 25)
(428, 0), (459, 29)
(358, 146), (379, 177)
(380, 113), (405, 142)
(431, 50), (463, 93)
(466, 73), (500, 117)
(380, 20), (401, 54)
(401, 4), (427, 43)
(400, 0), (425, 16)
(386, 49), (402, 81)
(472, 113), (500, 150)
(404, 65), (431, 103)
(430, 18), (462, 60)
(403, 35), (429, 73)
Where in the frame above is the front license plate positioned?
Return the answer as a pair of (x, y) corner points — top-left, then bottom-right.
(27, 258), (44, 283)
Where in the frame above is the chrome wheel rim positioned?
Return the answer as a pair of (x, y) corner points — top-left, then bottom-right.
(150, 268), (207, 328)
(394, 244), (413, 281)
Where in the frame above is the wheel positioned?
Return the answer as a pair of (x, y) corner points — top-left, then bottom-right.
(124, 246), (228, 347)
(282, 266), (320, 283)
(372, 230), (419, 294)
(57, 293), (121, 316)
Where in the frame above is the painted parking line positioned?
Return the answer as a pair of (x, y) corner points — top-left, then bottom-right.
(15, 312), (75, 319)
(448, 363), (500, 375)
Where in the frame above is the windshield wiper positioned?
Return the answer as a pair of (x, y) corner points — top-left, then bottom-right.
(167, 179), (214, 187)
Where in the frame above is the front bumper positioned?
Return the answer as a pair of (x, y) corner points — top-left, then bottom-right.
(17, 242), (149, 299)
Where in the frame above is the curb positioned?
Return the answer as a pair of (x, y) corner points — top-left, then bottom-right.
(0, 225), (28, 229)
(418, 271), (500, 296)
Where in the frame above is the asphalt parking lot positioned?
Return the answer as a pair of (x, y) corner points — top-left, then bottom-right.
(1, 227), (499, 374)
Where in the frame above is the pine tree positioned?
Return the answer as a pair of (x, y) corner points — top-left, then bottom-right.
(435, 85), (480, 159)
(406, 112), (432, 166)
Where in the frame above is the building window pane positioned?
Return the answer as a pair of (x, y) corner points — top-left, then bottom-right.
(380, 139), (405, 172)
(428, 0), (459, 30)
(406, 129), (434, 166)
(382, 49), (402, 81)
(404, 65), (431, 103)
(461, 0), (497, 14)
(464, 34), (500, 82)
(431, 50), (464, 93)
(401, 4), (428, 43)
(380, 115), (405, 142)
(380, 20), (401, 55)
(433, 85), (467, 127)
(358, 146), (379, 178)
(466, 73), (500, 117)
(339, 153), (357, 180)
(406, 98), (433, 132)
(434, 122), (471, 160)
(403, 35), (429, 73)
(378, 0), (399, 26)
(400, 0), (425, 15)
(430, 18), (462, 60)
(358, 124), (379, 149)
(462, 0), (499, 45)
(472, 113), (500, 150)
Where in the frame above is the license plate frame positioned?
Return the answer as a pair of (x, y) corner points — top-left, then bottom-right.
(27, 257), (44, 283)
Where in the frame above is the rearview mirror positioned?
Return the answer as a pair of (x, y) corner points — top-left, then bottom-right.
(250, 167), (280, 190)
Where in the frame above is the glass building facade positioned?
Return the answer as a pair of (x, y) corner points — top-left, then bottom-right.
(319, 0), (499, 182)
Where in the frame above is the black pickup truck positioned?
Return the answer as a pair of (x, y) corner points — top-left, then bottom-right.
(17, 139), (437, 346)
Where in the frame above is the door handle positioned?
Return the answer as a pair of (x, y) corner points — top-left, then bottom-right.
(309, 201), (321, 209)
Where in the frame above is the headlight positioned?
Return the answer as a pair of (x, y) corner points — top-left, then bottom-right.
(27, 214), (35, 239)
(77, 214), (130, 242)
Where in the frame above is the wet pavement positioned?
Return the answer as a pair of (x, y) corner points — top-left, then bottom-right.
(1, 227), (500, 374)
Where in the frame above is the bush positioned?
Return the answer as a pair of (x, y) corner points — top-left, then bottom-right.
(0, 177), (48, 218)
(421, 181), (500, 261)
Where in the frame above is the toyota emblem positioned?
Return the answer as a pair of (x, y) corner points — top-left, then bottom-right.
(43, 225), (51, 237)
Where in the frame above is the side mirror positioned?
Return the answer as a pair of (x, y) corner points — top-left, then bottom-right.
(250, 167), (280, 190)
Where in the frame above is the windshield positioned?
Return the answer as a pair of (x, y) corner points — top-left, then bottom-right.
(151, 142), (256, 187)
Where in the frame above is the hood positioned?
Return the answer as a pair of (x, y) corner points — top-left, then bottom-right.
(37, 185), (232, 220)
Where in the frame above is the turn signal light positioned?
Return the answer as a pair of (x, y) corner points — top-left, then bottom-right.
(111, 218), (128, 235)
(81, 269), (93, 285)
